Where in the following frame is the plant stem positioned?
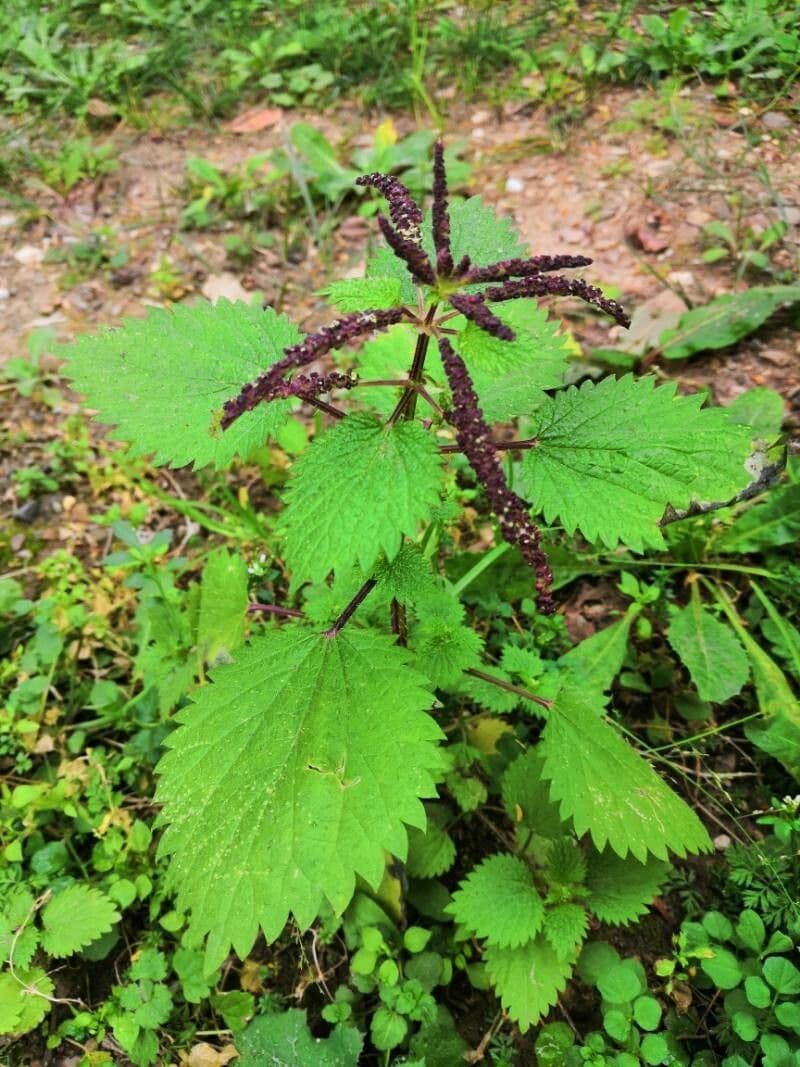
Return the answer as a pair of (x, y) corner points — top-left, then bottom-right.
(248, 603), (305, 619)
(439, 437), (539, 455)
(301, 394), (346, 420)
(323, 578), (377, 638)
(452, 542), (511, 596)
(465, 667), (553, 711)
(387, 303), (437, 424)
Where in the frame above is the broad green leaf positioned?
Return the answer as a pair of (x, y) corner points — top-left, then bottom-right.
(701, 947), (743, 990)
(441, 196), (528, 270)
(736, 911), (765, 954)
(281, 414), (444, 585)
(197, 549), (249, 666)
(667, 595), (749, 703)
(484, 936), (573, 1032)
(456, 303), (568, 421)
(586, 850), (669, 925)
(542, 903), (588, 960)
(40, 885), (120, 957)
(0, 967), (54, 1034)
(726, 387), (785, 442)
(406, 805), (456, 878)
(539, 680), (711, 861)
(366, 247), (417, 304)
(156, 626), (442, 968)
(63, 301), (300, 470)
(447, 854), (545, 948)
(559, 604), (641, 692)
(373, 544), (439, 607)
(658, 285), (800, 361)
(763, 956), (800, 995)
(322, 276), (403, 313)
(520, 375), (751, 551)
(236, 1008), (362, 1067)
(716, 484), (800, 553)
(410, 615), (483, 688)
(501, 748), (565, 839)
(597, 959), (646, 1003)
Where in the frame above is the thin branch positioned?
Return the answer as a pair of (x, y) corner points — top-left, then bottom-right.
(301, 394), (346, 420)
(387, 303), (438, 424)
(248, 603), (305, 619)
(323, 578), (377, 638)
(659, 451), (787, 526)
(439, 437), (538, 455)
(465, 668), (553, 711)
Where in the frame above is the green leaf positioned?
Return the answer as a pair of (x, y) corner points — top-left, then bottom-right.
(406, 805), (456, 878)
(559, 605), (641, 692)
(373, 544), (438, 608)
(667, 596), (749, 703)
(156, 626), (442, 968)
(0, 967), (54, 1035)
(763, 956), (800, 995)
(726, 387), (785, 442)
(322, 276), (403, 313)
(447, 854), (545, 948)
(657, 285), (800, 361)
(754, 582), (800, 680)
(371, 1005), (408, 1050)
(597, 960), (645, 1004)
(775, 1001), (800, 1032)
(40, 885), (120, 957)
(236, 1008), (362, 1066)
(586, 850), (669, 925)
(744, 975), (771, 1008)
(456, 303), (568, 421)
(445, 196), (528, 268)
(212, 990), (254, 1032)
(520, 375), (751, 551)
(501, 748), (565, 839)
(577, 941), (621, 986)
(281, 413), (444, 585)
(63, 301), (300, 470)
(197, 549), (249, 666)
(716, 484), (800, 553)
(702, 911), (733, 942)
(735, 910), (765, 953)
(543, 903), (589, 959)
(539, 679), (711, 861)
(701, 947), (743, 990)
(603, 1007), (630, 1042)
(172, 948), (216, 1003)
(410, 615), (483, 688)
(366, 248), (417, 305)
(633, 995), (662, 1031)
(546, 839), (587, 887)
(732, 1011), (758, 1042)
(484, 936), (573, 1032)
(640, 1032), (669, 1065)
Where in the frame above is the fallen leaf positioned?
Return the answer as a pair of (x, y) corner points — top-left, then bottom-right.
(185, 1042), (239, 1067)
(225, 107), (283, 134)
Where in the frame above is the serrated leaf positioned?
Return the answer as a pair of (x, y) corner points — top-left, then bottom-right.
(543, 903), (589, 959)
(0, 967), (54, 1034)
(501, 748), (566, 839)
(540, 679), (711, 860)
(197, 549), (249, 666)
(40, 885), (120, 957)
(440, 196), (528, 270)
(716, 484), (800, 553)
(658, 285), (800, 361)
(559, 605), (641, 692)
(667, 596), (749, 703)
(373, 544), (439, 607)
(484, 936), (573, 1032)
(281, 413), (444, 585)
(520, 375), (751, 551)
(586, 850), (669, 925)
(546, 839), (587, 887)
(366, 247), (417, 305)
(447, 854), (545, 948)
(322, 276), (404, 313)
(63, 301), (300, 470)
(726, 387), (785, 442)
(410, 615), (483, 689)
(406, 804), (456, 878)
(156, 626), (442, 968)
(456, 303), (568, 422)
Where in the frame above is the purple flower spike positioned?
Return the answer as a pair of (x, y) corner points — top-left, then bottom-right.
(439, 337), (554, 614)
(356, 172), (423, 244)
(377, 214), (436, 286)
(266, 371), (356, 402)
(221, 308), (406, 429)
(432, 140), (454, 277)
(464, 254), (593, 285)
(449, 292), (515, 341)
(483, 275), (631, 328)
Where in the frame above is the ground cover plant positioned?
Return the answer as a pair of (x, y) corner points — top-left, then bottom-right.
(2, 134), (796, 1064)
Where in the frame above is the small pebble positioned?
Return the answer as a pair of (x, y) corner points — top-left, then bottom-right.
(505, 176), (524, 194)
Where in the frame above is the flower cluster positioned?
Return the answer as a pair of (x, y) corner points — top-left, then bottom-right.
(222, 139), (629, 613)
(439, 338), (555, 614)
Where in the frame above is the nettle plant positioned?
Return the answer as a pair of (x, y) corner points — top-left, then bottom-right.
(64, 144), (757, 1030)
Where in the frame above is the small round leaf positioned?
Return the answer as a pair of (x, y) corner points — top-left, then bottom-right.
(633, 995), (662, 1031)
(731, 1011), (758, 1043)
(640, 1032), (669, 1065)
(701, 948), (743, 990)
(763, 956), (800, 995)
